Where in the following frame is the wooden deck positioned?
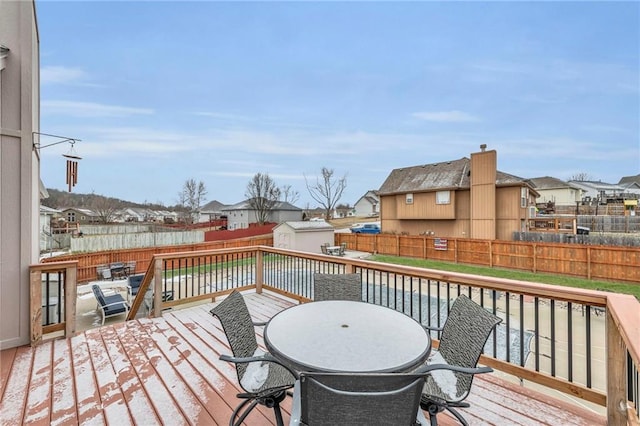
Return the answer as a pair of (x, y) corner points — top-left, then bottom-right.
(0, 291), (606, 426)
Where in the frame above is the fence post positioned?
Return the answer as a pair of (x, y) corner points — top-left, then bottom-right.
(587, 246), (592, 280)
(423, 236), (427, 260)
(489, 240), (493, 267)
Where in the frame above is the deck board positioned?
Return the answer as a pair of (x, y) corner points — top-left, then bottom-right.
(0, 290), (606, 426)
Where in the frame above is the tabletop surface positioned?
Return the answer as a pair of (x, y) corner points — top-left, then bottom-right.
(264, 300), (431, 373)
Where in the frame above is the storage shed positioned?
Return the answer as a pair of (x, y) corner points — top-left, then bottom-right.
(273, 221), (335, 254)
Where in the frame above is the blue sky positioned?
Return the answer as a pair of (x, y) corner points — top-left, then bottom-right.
(36, 1), (639, 208)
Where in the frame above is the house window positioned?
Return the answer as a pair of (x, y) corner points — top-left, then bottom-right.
(405, 193), (413, 204)
(521, 187), (528, 208)
(436, 191), (450, 205)
(67, 212), (75, 222)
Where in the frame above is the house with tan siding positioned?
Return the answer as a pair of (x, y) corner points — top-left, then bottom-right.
(528, 176), (584, 206)
(0, 0), (40, 349)
(378, 146), (538, 240)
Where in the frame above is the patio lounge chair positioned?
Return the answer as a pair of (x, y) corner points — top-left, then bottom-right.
(91, 284), (129, 325)
(210, 291), (296, 426)
(313, 273), (362, 302)
(289, 371), (428, 426)
(414, 294), (502, 426)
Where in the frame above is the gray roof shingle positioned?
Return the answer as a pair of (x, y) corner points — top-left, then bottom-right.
(379, 157), (530, 195)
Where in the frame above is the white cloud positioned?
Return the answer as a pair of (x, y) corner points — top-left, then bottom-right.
(412, 111), (481, 123)
(42, 100), (154, 117)
(41, 66), (88, 85)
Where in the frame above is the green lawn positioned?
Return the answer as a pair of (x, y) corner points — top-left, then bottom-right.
(369, 255), (640, 300)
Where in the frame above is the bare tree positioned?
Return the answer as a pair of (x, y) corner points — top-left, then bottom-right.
(280, 184), (300, 205)
(178, 178), (207, 224)
(570, 172), (593, 182)
(305, 167), (347, 220)
(246, 173), (281, 225)
(91, 193), (120, 223)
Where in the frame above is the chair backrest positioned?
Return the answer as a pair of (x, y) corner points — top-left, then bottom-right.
(339, 242), (347, 255)
(299, 372), (424, 426)
(128, 274), (144, 293)
(437, 294), (502, 397)
(91, 285), (106, 306)
(313, 273), (362, 302)
(320, 243), (329, 255)
(209, 291), (259, 381)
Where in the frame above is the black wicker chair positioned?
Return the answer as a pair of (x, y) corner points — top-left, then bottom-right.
(210, 291), (296, 426)
(290, 372), (427, 426)
(414, 294), (502, 426)
(313, 273), (362, 302)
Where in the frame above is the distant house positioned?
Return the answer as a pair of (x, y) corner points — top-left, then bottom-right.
(119, 207), (147, 222)
(567, 180), (640, 203)
(378, 146), (538, 240)
(60, 207), (100, 224)
(273, 221), (335, 254)
(619, 174), (640, 186)
(527, 177), (584, 206)
(354, 190), (380, 217)
(39, 205), (61, 251)
(199, 200), (228, 223)
(222, 199), (303, 230)
(333, 206), (355, 218)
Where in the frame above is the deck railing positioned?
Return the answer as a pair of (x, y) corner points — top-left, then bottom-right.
(28, 260), (78, 345)
(36, 245), (639, 425)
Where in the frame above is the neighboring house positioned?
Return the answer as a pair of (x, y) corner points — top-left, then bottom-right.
(333, 206), (355, 218)
(157, 209), (179, 224)
(354, 190), (380, 217)
(1, 0), (41, 348)
(273, 221), (335, 254)
(567, 180), (640, 203)
(527, 177), (584, 206)
(199, 200), (228, 223)
(60, 207), (101, 224)
(378, 146), (538, 240)
(40, 205), (61, 252)
(119, 207), (146, 222)
(222, 199), (303, 230)
(619, 174), (640, 187)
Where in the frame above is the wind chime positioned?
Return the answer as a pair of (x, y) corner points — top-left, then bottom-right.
(32, 132), (82, 192)
(63, 142), (82, 192)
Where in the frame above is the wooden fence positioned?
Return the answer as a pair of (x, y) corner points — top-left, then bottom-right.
(43, 230), (640, 285)
(336, 233), (640, 284)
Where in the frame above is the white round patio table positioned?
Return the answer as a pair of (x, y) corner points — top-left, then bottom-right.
(264, 300), (431, 373)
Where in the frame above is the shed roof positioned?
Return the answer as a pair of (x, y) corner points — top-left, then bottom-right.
(379, 157), (530, 195)
(275, 221), (334, 231)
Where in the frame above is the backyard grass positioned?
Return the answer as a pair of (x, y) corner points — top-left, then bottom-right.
(370, 254), (640, 300)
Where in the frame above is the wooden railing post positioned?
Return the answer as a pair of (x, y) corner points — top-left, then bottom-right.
(30, 269), (43, 346)
(152, 258), (163, 318)
(255, 250), (263, 294)
(607, 306), (629, 425)
(64, 264), (77, 337)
